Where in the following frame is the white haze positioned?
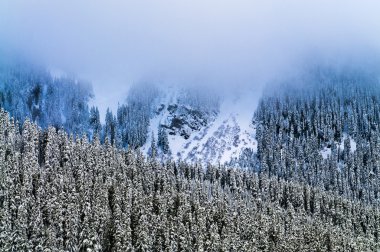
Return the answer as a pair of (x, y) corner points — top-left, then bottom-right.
(1, 0), (380, 115)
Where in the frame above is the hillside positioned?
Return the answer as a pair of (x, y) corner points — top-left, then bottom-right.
(0, 109), (378, 251)
(141, 86), (258, 165)
(2, 67), (380, 250)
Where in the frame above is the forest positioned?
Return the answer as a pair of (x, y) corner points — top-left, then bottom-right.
(0, 110), (379, 251)
(0, 63), (169, 150)
(1, 64), (380, 251)
(2, 0), (380, 250)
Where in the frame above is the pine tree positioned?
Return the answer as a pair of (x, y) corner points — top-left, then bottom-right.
(89, 106), (101, 136)
(149, 132), (157, 159)
(157, 126), (170, 155)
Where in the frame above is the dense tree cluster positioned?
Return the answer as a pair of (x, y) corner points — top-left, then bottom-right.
(1, 110), (379, 251)
(0, 64), (166, 149)
(0, 62), (93, 135)
(158, 126), (170, 155)
(115, 84), (160, 148)
(255, 72), (380, 206)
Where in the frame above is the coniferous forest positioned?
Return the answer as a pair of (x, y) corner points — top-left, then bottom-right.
(1, 69), (380, 251)
(3, 0), (380, 250)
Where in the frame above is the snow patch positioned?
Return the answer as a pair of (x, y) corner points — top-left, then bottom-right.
(320, 133), (356, 159)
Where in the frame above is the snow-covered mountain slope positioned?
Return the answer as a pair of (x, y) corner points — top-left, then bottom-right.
(142, 86), (258, 165)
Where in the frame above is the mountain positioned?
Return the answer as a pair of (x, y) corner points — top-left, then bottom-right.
(3, 60), (380, 173)
(2, 62), (380, 250)
(140, 86), (259, 165)
(0, 61), (93, 134)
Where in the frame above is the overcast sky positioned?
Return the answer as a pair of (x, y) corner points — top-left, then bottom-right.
(1, 0), (380, 114)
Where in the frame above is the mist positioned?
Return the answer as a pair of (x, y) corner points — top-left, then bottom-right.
(1, 0), (380, 114)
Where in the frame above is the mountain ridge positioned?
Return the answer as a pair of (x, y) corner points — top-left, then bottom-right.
(141, 86), (258, 165)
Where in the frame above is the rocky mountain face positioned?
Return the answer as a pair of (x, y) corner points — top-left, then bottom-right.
(160, 103), (210, 140)
(142, 86), (258, 165)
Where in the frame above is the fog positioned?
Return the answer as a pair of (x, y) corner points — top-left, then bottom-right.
(1, 0), (380, 113)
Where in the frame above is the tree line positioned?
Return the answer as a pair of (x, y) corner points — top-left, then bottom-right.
(255, 72), (380, 206)
(1, 109), (378, 251)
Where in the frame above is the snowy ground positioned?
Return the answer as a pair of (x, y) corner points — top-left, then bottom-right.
(320, 133), (357, 159)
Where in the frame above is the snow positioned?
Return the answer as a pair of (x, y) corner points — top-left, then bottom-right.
(320, 147), (331, 159)
(350, 137), (357, 152)
(185, 93), (257, 164)
(90, 79), (130, 123)
(320, 133), (357, 159)
(142, 86), (259, 165)
(141, 86), (178, 154)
